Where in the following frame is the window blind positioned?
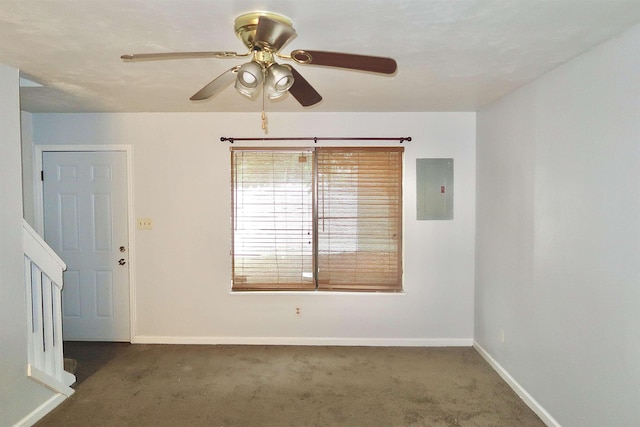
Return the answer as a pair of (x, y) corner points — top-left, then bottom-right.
(316, 147), (403, 291)
(231, 148), (315, 290)
(231, 146), (403, 292)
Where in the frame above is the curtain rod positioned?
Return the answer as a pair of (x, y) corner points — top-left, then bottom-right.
(220, 136), (411, 144)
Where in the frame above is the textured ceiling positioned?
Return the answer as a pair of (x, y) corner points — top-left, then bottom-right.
(2, 0), (640, 113)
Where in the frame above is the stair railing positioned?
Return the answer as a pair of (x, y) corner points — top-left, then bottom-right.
(22, 219), (75, 396)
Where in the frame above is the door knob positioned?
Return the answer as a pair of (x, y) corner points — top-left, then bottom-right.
(118, 258), (126, 266)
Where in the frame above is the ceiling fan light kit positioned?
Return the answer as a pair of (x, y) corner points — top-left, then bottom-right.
(235, 61), (263, 98)
(264, 64), (294, 99)
(121, 10), (397, 130)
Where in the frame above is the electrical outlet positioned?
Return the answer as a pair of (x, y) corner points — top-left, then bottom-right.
(500, 329), (505, 343)
(295, 306), (302, 316)
(137, 217), (153, 230)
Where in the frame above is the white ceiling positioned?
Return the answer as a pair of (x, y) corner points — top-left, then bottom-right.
(2, 0), (640, 113)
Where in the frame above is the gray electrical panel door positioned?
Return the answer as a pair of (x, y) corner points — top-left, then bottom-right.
(416, 158), (453, 220)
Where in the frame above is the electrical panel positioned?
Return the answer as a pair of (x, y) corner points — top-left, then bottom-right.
(416, 158), (453, 220)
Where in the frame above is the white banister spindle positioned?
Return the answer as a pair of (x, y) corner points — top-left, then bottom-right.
(42, 274), (55, 375)
(52, 285), (64, 378)
(31, 262), (45, 370)
(22, 220), (75, 396)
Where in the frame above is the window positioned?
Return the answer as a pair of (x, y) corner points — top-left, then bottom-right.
(231, 146), (403, 292)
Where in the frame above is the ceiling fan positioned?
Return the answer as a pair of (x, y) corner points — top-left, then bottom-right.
(121, 11), (397, 109)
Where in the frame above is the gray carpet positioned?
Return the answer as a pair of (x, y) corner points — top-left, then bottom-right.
(37, 344), (544, 426)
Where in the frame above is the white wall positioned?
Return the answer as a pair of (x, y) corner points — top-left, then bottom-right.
(0, 65), (56, 426)
(476, 25), (640, 427)
(21, 111), (35, 227)
(31, 112), (476, 345)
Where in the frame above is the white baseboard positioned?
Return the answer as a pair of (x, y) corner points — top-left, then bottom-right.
(473, 341), (561, 427)
(27, 364), (75, 397)
(133, 335), (474, 347)
(14, 393), (66, 427)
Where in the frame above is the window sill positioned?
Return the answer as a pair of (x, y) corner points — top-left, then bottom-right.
(228, 290), (406, 296)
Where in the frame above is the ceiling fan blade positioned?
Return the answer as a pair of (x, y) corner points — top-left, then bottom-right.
(121, 51), (247, 61)
(190, 66), (240, 101)
(254, 17), (296, 51)
(290, 50), (397, 74)
(288, 66), (322, 107)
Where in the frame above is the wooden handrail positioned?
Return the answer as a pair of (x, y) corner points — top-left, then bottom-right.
(22, 219), (66, 286)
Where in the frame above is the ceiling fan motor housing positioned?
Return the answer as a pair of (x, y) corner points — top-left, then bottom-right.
(234, 11), (294, 52)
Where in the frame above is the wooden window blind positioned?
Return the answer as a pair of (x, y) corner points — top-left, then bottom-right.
(316, 147), (403, 291)
(231, 148), (315, 290)
(231, 146), (403, 292)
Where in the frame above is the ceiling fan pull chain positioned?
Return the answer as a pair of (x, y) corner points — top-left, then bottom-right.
(261, 76), (268, 133)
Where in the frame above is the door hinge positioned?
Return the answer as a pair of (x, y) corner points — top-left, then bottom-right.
(41, 170), (44, 181)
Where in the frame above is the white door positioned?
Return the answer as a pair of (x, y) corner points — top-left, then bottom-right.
(43, 151), (130, 341)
